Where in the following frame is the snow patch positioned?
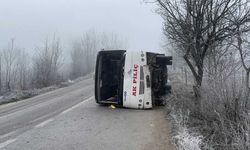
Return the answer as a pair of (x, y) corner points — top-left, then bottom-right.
(170, 109), (203, 150)
(174, 127), (202, 150)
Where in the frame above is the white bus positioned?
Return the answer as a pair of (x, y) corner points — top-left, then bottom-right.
(94, 50), (172, 109)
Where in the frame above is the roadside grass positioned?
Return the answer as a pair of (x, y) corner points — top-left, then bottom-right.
(165, 72), (203, 150)
(166, 72), (250, 150)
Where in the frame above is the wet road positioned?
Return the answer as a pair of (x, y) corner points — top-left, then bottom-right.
(0, 77), (174, 150)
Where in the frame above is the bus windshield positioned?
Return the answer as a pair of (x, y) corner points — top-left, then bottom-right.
(95, 50), (126, 105)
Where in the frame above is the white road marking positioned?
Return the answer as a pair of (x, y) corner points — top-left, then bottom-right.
(0, 138), (16, 149)
(0, 131), (16, 139)
(60, 96), (93, 115)
(35, 118), (54, 128)
(29, 113), (52, 124)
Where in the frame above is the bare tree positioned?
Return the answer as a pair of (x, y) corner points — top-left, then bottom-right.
(0, 53), (2, 93)
(3, 39), (18, 91)
(33, 36), (62, 88)
(156, 1), (250, 147)
(156, 0), (250, 98)
(100, 32), (128, 49)
(70, 31), (128, 79)
(81, 31), (98, 74)
(227, 1), (250, 109)
(233, 31), (250, 109)
(70, 31), (98, 78)
(70, 41), (85, 79)
(17, 50), (30, 90)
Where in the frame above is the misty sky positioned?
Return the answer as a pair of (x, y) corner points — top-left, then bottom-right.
(0, 0), (163, 52)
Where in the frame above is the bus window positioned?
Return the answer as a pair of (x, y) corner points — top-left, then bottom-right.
(139, 66), (144, 95)
(146, 75), (150, 88)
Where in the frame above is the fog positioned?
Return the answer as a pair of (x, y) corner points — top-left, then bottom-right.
(0, 0), (165, 94)
(0, 0), (163, 51)
(1, 1), (250, 149)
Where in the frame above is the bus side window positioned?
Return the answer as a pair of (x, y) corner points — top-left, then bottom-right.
(139, 66), (145, 95)
(146, 75), (150, 88)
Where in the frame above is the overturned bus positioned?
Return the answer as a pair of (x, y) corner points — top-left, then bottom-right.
(94, 50), (172, 109)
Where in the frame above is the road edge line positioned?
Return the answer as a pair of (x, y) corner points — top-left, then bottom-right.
(60, 96), (93, 115)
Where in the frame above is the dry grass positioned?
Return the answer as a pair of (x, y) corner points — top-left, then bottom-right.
(166, 72), (250, 150)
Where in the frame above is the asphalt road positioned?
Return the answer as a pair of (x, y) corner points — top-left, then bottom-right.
(0, 77), (174, 150)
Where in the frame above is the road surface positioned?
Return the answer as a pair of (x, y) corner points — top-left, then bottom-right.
(0, 77), (174, 150)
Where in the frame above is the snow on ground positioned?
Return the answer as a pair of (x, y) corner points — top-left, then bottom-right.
(166, 72), (203, 150)
(170, 109), (202, 150)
